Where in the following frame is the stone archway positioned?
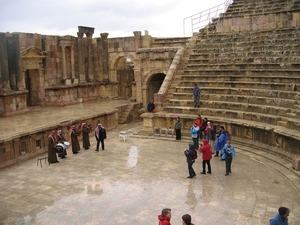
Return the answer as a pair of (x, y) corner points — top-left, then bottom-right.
(143, 72), (166, 107)
(110, 54), (135, 100)
(21, 46), (47, 106)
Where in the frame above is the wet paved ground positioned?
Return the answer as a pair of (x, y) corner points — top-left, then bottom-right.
(0, 122), (299, 225)
(0, 101), (300, 225)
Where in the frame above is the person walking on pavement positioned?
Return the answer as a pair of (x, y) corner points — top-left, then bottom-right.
(184, 143), (197, 178)
(174, 116), (183, 140)
(95, 123), (107, 151)
(221, 140), (236, 176)
(199, 139), (212, 174)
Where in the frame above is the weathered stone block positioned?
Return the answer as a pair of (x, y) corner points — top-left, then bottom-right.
(292, 158), (300, 171)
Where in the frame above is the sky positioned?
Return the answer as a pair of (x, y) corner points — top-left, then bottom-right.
(0, 0), (228, 38)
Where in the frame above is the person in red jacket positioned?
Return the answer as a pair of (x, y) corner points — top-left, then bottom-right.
(194, 114), (204, 140)
(199, 139), (212, 174)
(158, 208), (172, 225)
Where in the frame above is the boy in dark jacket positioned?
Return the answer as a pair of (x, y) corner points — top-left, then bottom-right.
(184, 143), (196, 178)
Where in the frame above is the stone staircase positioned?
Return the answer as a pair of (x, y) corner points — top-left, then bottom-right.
(118, 104), (134, 124)
(142, 0), (300, 161)
(223, 0), (298, 17)
(162, 35), (198, 108)
(152, 37), (189, 48)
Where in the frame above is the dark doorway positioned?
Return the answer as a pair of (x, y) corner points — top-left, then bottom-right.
(147, 73), (165, 103)
(25, 69), (39, 106)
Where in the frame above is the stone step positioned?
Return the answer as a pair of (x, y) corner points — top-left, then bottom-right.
(169, 94), (299, 110)
(193, 43), (300, 52)
(163, 106), (300, 131)
(187, 57), (300, 65)
(173, 87), (300, 101)
(168, 99), (298, 116)
(186, 63), (300, 70)
(175, 82), (297, 91)
(183, 68), (300, 76)
(181, 74), (300, 80)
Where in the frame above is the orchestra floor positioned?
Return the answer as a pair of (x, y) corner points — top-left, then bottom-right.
(0, 103), (299, 224)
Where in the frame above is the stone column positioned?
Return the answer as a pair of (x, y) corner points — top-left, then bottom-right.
(13, 34), (24, 91)
(77, 32), (86, 83)
(0, 33), (11, 92)
(142, 84), (148, 108)
(133, 31), (142, 49)
(134, 59), (143, 103)
(86, 33), (94, 82)
(71, 46), (75, 79)
(38, 68), (45, 105)
(100, 33), (109, 82)
(61, 46), (67, 80)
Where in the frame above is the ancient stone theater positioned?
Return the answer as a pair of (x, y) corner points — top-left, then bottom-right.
(0, 0), (300, 169)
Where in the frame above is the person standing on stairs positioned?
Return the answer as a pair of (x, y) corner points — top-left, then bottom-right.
(193, 84), (201, 108)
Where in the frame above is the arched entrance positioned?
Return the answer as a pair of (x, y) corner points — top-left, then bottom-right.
(147, 73), (165, 103)
(114, 56), (134, 99)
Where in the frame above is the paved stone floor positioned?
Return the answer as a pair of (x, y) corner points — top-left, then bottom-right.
(0, 101), (300, 225)
(0, 122), (299, 225)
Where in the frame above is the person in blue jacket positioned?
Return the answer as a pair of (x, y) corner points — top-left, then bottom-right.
(214, 126), (229, 157)
(190, 123), (199, 149)
(221, 140), (236, 176)
(269, 206), (289, 225)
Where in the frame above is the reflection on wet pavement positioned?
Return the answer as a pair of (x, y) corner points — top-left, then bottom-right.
(127, 146), (139, 167)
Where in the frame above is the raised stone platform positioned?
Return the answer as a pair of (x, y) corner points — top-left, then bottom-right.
(0, 99), (142, 169)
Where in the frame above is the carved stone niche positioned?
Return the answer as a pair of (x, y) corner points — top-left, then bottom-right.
(59, 36), (76, 83)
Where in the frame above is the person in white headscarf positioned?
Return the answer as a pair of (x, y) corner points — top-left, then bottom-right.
(81, 123), (91, 150)
(48, 130), (59, 163)
(70, 125), (81, 154)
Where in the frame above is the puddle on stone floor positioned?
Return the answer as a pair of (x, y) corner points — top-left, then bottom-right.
(127, 146), (139, 167)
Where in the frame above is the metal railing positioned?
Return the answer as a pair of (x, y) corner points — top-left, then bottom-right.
(183, 0), (233, 36)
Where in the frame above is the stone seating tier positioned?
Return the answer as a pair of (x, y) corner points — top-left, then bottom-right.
(185, 63), (300, 70)
(172, 89), (300, 102)
(180, 74), (300, 84)
(141, 111), (300, 161)
(164, 105), (300, 132)
(168, 99), (300, 117)
(194, 40), (300, 49)
(223, 0), (299, 18)
(187, 56), (300, 65)
(152, 37), (189, 47)
(169, 94), (300, 110)
(195, 28), (300, 42)
(175, 81), (296, 91)
(178, 86), (300, 97)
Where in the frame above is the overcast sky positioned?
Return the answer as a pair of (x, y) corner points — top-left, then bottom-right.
(0, 0), (228, 38)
